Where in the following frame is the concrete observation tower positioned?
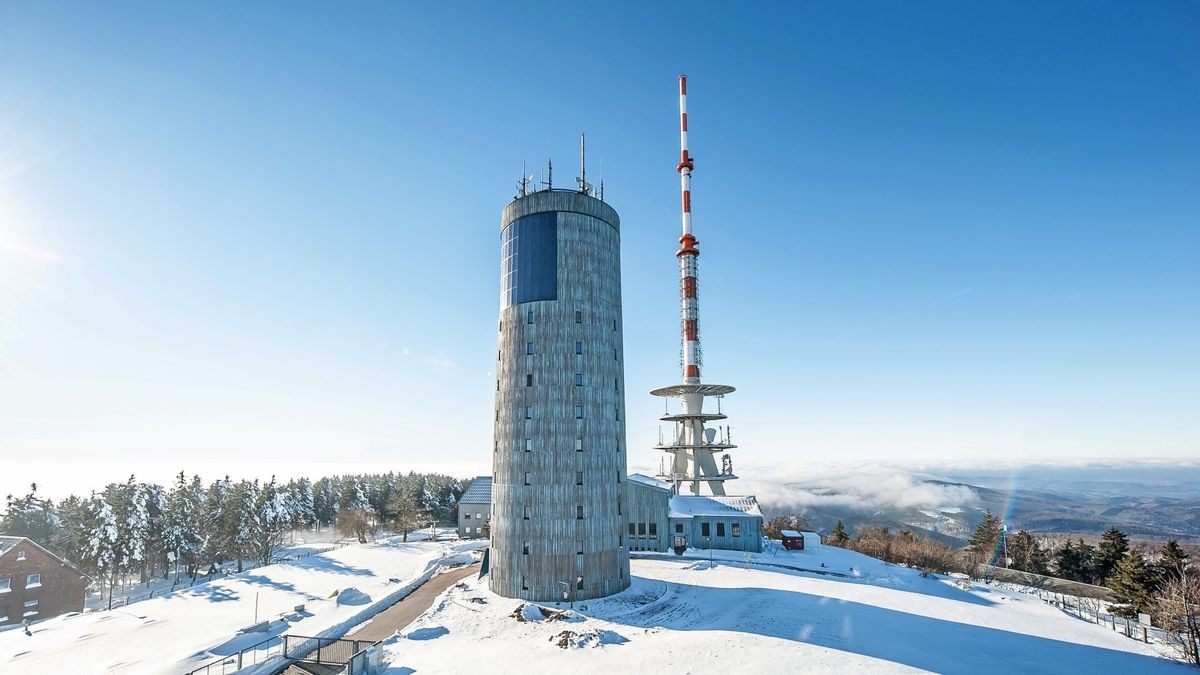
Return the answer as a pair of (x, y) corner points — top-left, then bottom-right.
(654, 75), (740, 498)
(489, 139), (631, 602)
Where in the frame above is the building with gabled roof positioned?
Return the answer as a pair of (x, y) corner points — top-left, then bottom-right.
(0, 536), (91, 626)
(457, 477), (492, 540)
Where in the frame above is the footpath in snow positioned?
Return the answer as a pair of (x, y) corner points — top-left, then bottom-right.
(380, 544), (1186, 674)
(0, 536), (483, 674)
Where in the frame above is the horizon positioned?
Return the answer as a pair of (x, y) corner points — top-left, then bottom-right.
(2, 2), (1198, 490)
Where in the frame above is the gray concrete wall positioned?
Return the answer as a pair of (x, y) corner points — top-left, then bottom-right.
(490, 190), (630, 601)
(458, 503), (491, 539)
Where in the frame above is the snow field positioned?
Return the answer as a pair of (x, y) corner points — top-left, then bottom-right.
(0, 537), (482, 674)
(380, 545), (1183, 674)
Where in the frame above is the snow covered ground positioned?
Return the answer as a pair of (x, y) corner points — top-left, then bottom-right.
(381, 544), (1186, 674)
(0, 536), (482, 674)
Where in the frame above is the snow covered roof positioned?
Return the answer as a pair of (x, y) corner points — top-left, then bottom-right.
(627, 474), (671, 491)
(780, 530), (803, 538)
(668, 495), (763, 519)
(0, 535), (23, 556)
(460, 477), (492, 504)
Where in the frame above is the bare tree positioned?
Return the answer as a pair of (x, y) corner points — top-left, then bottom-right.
(1152, 565), (1200, 667)
(336, 508), (372, 544)
(385, 491), (422, 542)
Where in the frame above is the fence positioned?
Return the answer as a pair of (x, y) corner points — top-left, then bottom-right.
(184, 634), (377, 675)
(1037, 589), (1172, 644)
(977, 564), (1113, 600)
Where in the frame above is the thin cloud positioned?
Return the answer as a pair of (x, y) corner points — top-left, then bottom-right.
(0, 236), (62, 264)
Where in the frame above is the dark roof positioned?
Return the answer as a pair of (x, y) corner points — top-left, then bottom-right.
(460, 476), (492, 504)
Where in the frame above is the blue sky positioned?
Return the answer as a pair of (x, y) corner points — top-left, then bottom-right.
(1, 2), (1197, 497)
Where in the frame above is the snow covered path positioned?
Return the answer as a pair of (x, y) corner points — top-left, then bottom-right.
(0, 537), (482, 674)
(381, 546), (1187, 674)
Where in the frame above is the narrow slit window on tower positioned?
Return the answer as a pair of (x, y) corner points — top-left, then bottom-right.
(576, 539), (584, 555)
(576, 505), (584, 520)
(615, 406), (620, 421)
(618, 499), (622, 516)
(526, 374), (533, 387)
(575, 437), (582, 451)
(575, 373), (583, 386)
(613, 318), (617, 331)
(576, 471), (583, 486)
(522, 575), (528, 590)
(576, 576), (584, 591)
(496, 379), (500, 391)
(575, 341), (582, 355)
(527, 310), (534, 324)
(523, 505), (531, 519)
(523, 541), (530, 555)
(613, 347), (618, 360)
(526, 342), (533, 355)
(614, 378), (618, 391)
(575, 405), (583, 419)
(524, 439), (532, 452)
(499, 320), (503, 332)
(525, 405), (533, 419)
(524, 472), (531, 486)
(575, 310), (582, 324)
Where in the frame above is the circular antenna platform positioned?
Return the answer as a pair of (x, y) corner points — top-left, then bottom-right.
(649, 383), (736, 397)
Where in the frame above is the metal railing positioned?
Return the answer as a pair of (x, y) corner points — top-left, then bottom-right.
(184, 633), (377, 675)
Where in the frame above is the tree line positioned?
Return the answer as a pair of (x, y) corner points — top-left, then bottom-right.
(0, 471), (465, 604)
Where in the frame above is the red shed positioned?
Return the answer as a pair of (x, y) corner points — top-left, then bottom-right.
(780, 530), (804, 551)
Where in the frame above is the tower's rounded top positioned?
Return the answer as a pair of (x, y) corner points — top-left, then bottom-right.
(501, 189), (619, 232)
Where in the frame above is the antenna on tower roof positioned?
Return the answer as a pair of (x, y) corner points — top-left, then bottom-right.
(577, 132), (594, 196)
(599, 158), (604, 202)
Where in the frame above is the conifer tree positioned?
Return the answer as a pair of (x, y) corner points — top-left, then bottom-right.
(1006, 530), (1049, 574)
(1094, 527), (1130, 585)
(1154, 539), (1189, 585)
(829, 520), (850, 547)
(1, 483), (60, 544)
(164, 472), (204, 581)
(1108, 547), (1156, 619)
(85, 493), (120, 608)
(968, 511), (1003, 565)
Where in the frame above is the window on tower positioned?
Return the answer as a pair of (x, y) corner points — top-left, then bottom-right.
(575, 471), (583, 485)
(575, 341), (582, 355)
(501, 212), (557, 308)
(575, 310), (582, 323)
(575, 438), (582, 451)
(525, 405), (532, 419)
(575, 406), (583, 419)
(575, 373), (583, 386)
(526, 342), (533, 355)
(526, 374), (533, 387)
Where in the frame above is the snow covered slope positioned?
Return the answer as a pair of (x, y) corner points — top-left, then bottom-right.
(0, 537), (480, 674)
(382, 545), (1185, 674)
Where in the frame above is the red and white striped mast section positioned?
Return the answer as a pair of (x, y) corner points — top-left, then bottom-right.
(677, 74), (701, 385)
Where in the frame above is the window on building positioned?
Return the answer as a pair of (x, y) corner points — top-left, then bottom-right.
(575, 341), (582, 355)
(476, 512), (482, 519)
(494, 441), (498, 453)
(526, 341), (533, 355)
(522, 575), (528, 590)
(615, 406), (620, 421)
(576, 539), (584, 555)
(0, 578), (10, 592)
(701, 522), (711, 537)
(614, 378), (618, 391)
(526, 374), (533, 387)
(527, 310), (534, 324)
(575, 310), (582, 323)
(628, 523), (635, 536)
(499, 320), (503, 332)
(525, 439), (532, 452)
(576, 505), (584, 520)
(575, 373), (583, 386)
(575, 438), (583, 452)
(616, 470), (621, 483)
(613, 347), (618, 360)
(524, 472), (531, 486)
(464, 513), (471, 520)
(717, 523), (726, 537)
(613, 318), (617, 331)
(732, 523), (741, 537)
(675, 523), (684, 533)
(496, 379), (500, 391)
(649, 523), (658, 537)
(575, 405), (583, 419)
(576, 576), (584, 591)
(523, 541), (530, 555)
(525, 405), (532, 419)
(523, 505), (530, 519)
(637, 523), (646, 537)
(16, 550), (25, 561)
(576, 471), (583, 486)
(617, 499), (622, 515)
(23, 599), (38, 617)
